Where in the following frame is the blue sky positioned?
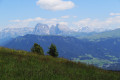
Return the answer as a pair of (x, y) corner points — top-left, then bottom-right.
(0, 0), (120, 31)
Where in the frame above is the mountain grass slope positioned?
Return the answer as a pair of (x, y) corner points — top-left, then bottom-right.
(78, 28), (120, 40)
(0, 47), (120, 80)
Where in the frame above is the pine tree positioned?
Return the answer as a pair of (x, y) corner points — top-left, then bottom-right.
(31, 43), (44, 55)
(48, 43), (58, 57)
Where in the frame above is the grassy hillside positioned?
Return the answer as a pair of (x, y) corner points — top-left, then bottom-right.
(0, 47), (120, 80)
(78, 28), (120, 40)
(4, 34), (120, 68)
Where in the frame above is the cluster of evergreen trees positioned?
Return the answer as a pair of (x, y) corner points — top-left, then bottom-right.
(31, 43), (58, 57)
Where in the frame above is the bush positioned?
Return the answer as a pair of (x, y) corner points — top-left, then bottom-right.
(31, 43), (44, 55)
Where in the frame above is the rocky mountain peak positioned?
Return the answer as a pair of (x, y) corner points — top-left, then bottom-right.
(33, 23), (50, 35)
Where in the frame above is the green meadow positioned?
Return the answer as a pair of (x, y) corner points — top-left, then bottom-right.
(0, 47), (120, 80)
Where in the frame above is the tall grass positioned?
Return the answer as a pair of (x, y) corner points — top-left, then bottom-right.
(0, 47), (120, 80)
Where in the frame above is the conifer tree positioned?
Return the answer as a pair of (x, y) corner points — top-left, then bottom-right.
(48, 43), (58, 57)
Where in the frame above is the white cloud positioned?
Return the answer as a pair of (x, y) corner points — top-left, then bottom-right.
(43, 20), (58, 25)
(58, 22), (68, 25)
(50, 18), (60, 21)
(73, 16), (120, 31)
(10, 17), (62, 26)
(36, 0), (75, 11)
(10, 17), (46, 23)
(4, 22), (31, 29)
(106, 16), (120, 24)
(110, 13), (120, 16)
(61, 15), (70, 19)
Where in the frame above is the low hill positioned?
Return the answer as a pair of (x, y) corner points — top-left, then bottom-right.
(0, 47), (120, 80)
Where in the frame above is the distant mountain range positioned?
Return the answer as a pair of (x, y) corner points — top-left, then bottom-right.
(0, 27), (34, 39)
(0, 23), (74, 40)
(1, 23), (120, 41)
(4, 34), (120, 69)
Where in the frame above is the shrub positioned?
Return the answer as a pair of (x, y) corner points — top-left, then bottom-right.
(31, 43), (44, 55)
